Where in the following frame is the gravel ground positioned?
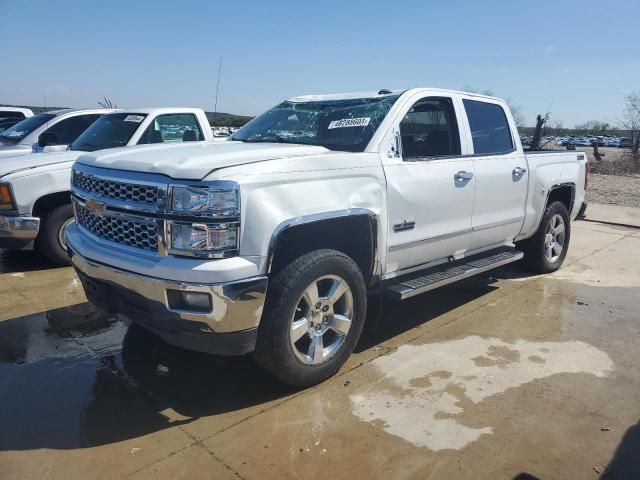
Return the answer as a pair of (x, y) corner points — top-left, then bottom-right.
(581, 146), (626, 163)
(587, 173), (640, 208)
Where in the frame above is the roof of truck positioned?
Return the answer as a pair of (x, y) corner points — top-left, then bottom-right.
(42, 108), (117, 116)
(288, 88), (502, 103)
(104, 107), (205, 115)
(0, 107), (33, 115)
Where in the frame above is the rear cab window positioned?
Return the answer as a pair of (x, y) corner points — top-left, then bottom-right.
(462, 99), (514, 155)
(138, 113), (205, 145)
(0, 111), (27, 119)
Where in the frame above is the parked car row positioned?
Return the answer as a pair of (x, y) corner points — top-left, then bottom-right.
(559, 135), (633, 148)
(520, 134), (634, 148)
(211, 126), (239, 139)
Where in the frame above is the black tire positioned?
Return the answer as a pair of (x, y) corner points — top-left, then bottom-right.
(520, 201), (571, 274)
(253, 249), (367, 387)
(36, 204), (73, 266)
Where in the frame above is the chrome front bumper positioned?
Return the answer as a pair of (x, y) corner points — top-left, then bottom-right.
(68, 246), (268, 355)
(0, 214), (40, 249)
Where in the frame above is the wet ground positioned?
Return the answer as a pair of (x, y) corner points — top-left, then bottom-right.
(1, 219), (639, 479)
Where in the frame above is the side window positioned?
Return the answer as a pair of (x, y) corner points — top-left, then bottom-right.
(463, 100), (514, 155)
(138, 114), (204, 145)
(0, 111), (26, 119)
(44, 114), (101, 145)
(399, 97), (461, 159)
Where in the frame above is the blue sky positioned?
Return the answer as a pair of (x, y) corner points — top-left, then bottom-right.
(1, 0), (638, 126)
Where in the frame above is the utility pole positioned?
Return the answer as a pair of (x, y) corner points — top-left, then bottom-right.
(213, 56), (223, 127)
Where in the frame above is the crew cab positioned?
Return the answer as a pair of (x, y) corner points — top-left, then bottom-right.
(0, 108), (212, 264)
(0, 108), (114, 159)
(66, 88), (588, 386)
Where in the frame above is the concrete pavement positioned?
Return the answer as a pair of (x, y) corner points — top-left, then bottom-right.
(584, 203), (640, 228)
(0, 219), (639, 479)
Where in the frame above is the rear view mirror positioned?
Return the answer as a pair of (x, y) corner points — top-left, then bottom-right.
(38, 132), (58, 148)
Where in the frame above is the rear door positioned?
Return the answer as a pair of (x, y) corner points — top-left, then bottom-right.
(461, 98), (528, 247)
(382, 93), (476, 275)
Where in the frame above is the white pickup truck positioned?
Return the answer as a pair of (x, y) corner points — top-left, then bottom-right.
(0, 108), (212, 264)
(0, 108), (116, 159)
(65, 88), (588, 386)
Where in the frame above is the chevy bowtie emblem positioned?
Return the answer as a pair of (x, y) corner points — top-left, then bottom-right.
(85, 198), (108, 217)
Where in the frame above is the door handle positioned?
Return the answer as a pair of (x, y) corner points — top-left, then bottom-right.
(513, 166), (527, 177)
(454, 171), (474, 181)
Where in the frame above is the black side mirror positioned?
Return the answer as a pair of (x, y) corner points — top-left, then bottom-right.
(38, 132), (58, 148)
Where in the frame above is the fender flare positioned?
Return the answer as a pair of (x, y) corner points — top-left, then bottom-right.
(266, 208), (380, 277)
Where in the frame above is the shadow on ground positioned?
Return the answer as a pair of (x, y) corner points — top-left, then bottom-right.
(601, 420), (640, 480)
(357, 274), (500, 351)
(0, 249), (61, 274)
(0, 269), (506, 452)
(511, 421), (640, 480)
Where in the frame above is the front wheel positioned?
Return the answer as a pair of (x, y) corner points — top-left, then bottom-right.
(253, 249), (367, 387)
(36, 204), (74, 266)
(520, 201), (571, 274)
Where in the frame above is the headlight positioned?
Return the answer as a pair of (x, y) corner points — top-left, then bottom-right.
(167, 182), (240, 257)
(168, 222), (238, 256)
(170, 184), (239, 217)
(0, 184), (16, 211)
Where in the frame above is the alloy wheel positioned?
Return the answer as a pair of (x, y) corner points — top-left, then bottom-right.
(544, 213), (566, 263)
(290, 274), (354, 365)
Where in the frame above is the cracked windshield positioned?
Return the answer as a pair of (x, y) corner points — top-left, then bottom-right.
(232, 94), (400, 152)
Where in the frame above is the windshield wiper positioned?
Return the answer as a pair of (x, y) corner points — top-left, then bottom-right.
(71, 142), (99, 152)
(244, 133), (289, 143)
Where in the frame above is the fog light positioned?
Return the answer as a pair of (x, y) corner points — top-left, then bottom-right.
(167, 290), (212, 313)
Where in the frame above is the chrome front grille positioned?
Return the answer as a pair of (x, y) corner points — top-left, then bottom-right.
(74, 201), (158, 252)
(72, 170), (159, 205)
(71, 164), (239, 258)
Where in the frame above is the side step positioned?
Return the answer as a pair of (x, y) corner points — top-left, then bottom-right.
(383, 247), (523, 301)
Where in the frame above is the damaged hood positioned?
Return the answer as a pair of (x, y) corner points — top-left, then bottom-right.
(75, 141), (332, 179)
(0, 151), (80, 179)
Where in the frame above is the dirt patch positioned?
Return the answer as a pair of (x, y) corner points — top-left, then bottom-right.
(586, 173), (640, 208)
(581, 146), (627, 164)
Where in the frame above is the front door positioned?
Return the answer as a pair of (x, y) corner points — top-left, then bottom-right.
(383, 95), (476, 275)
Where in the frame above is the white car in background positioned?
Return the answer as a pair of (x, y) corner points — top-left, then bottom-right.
(0, 107), (33, 121)
(0, 107), (34, 133)
(0, 108), (114, 159)
(0, 108), (213, 264)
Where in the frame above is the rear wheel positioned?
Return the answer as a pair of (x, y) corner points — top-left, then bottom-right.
(253, 249), (367, 386)
(520, 201), (571, 273)
(36, 204), (74, 266)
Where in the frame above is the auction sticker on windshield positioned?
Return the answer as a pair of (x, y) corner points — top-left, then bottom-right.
(328, 117), (371, 129)
(123, 115), (145, 123)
